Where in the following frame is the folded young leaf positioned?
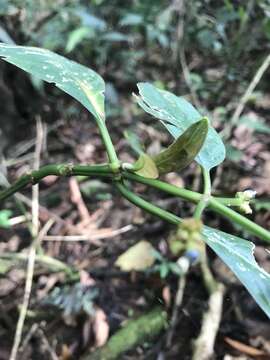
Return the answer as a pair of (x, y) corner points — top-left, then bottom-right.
(134, 154), (159, 179)
(153, 118), (208, 175)
(135, 83), (226, 170)
(0, 43), (105, 122)
(203, 226), (270, 318)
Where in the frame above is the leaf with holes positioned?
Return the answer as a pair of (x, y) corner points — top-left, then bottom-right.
(203, 226), (270, 318)
(153, 118), (208, 175)
(135, 82), (225, 170)
(0, 43), (105, 122)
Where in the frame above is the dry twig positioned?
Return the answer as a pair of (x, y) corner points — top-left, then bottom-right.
(9, 118), (48, 360)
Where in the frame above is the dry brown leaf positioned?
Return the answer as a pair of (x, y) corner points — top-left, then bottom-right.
(93, 307), (109, 348)
(115, 240), (155, 271)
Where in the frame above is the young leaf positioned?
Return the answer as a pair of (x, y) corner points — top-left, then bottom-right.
(134, 153), (159, 179)
(203, 226), (270, 318)
(0, 43), (105, 122)
(0, 209), (12, 228)
(135, 83), (226, 170)
(153, 118), (208, 175)
(115, 241), (155, 271)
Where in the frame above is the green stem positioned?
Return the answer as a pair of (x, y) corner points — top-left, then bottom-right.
(97, 120), (120, 170)
(1, 165), (269, 242)
(123, 172), (270, 242)
(0, 164), (112, 201)
(209, 198), (270, 242)
(123, 172), (202, 203)
(194, 168), (211, 219)
(115, 181), (180, 225)
(215, 197), (243, 207)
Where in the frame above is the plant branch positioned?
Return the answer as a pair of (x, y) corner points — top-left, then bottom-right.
(97, 119), (120, 169)
(123, 172), (270, 242)
(194, 168), (211, 219)
(115, 181), (180, 225)
(1, 166), (269, 242)
(0, 164), (113, 201)
(208, 198), (270, 242)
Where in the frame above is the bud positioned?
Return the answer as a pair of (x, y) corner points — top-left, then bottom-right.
(236, 189), (256, 214)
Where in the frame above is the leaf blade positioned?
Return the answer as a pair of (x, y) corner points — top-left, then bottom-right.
(203, 226), (270, 318)
(0, 43), (105, 122)
(153, 118), (209, 174)
(134, 154), (159, 179)
(136, 82), (226, 170)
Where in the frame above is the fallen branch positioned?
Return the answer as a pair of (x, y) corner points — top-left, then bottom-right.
(82, 307), (167, 360)
(192, 282), (225, 360)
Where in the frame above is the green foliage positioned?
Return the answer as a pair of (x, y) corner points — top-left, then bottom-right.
(135, 83), (225, 170)
(0, 43), (105, 123)
(133, 154), (159, 179)
(153, 118), (209, 175)
(151, 250), (182, 279)
(203, 226), (270, 318)
(43, 283), (99, 317)
(0, 209), (12, 228)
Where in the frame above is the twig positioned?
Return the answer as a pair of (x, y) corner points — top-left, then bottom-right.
(173, 0), (202, 110)
(36, 328), (58, 360)
(166, 257), (188, 348)
(0, 250), (74, 274)
(192, 240), (225, 359)
(179, 46), (202, 110)
(192, 282), (225, 360)
(42, 224), (133, 242)
(69, 177), (91, 223)
(223, 53), (270, 139)
(9, 118), (45, 360)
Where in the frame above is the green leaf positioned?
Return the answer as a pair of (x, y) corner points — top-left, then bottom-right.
(0, 209), (12, 228)
(153, 118), (208, 174)
(159, 263), (169, 278)
(115, 241), (156, 271)
(0, 43), (105, 122)
(66, 27), (94, 53)
(203, 226), (270, 318)
(135, 83), (226, 170)
(134, 153), (159, 179)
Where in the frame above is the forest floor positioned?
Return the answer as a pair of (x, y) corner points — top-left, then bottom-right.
(0, 68), (270, 360)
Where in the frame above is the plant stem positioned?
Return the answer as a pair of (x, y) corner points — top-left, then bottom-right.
(194, 168), (211, 219)
(123, 172), (270, 242)
(97, 120), (120, 169)
(209, 198), (270, 242)
(115, 181), (180, 225)
(1, 165), (269, 242)
(123, 172), (202, 203)
(214, 197), (243, 207)
(0, 164), (112, 201)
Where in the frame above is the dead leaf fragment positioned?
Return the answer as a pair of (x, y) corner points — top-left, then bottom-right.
(115, 240), (155, 271)
(93, 307), (109, 348)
